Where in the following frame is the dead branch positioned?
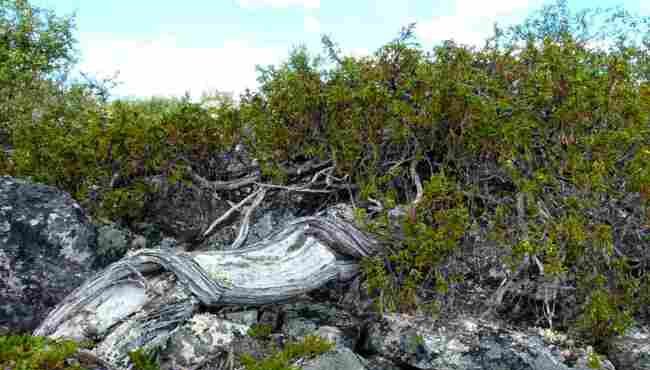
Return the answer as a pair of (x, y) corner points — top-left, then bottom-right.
(410, 159), (423, 205)
(190, 170), (260, 191)
(203, 188), (265, 238)
(230, 188), (266, 250)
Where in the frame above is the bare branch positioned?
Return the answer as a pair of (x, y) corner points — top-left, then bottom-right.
(254, 167), (338, 194)
(410, 160), (423, 205)
(230, 188), (266, 250)
(190, 170), (260, 191)
(282, 159), (332, 177)
(254, 182), (334, 193)
(203, 189), (264, 238)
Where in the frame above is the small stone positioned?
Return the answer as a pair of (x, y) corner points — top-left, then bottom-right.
(131, 234), (147, 250)
(225, 310), (258, 326)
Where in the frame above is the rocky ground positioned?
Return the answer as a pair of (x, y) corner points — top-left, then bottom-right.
(1, 175), (649, 370)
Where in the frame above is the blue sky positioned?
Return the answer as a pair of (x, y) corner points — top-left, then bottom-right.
(31, 0), (650, 100)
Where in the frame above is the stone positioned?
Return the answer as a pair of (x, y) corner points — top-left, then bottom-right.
(161, 313), (249, 369)
(281, 302), (355, 340)
(609, 326), (650, 370)
(96, 223), (130, 268)
(131, 234), (147, 250)
(301, 348), (367, 370)
(0, 176), (98, 333)
(314, 326), (356, 350)
(145, 175), (230, 243)
(361, 313), (616, 370)
(224, 309), (258, 326)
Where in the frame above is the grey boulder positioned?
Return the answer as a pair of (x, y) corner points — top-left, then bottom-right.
(0, 176), (98, 333)
(609, 326), (650, 370)
(301, 348), (367, 370)
(361, 313), (615, 370)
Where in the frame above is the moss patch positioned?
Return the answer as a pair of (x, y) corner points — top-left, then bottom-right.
(240, 335), (334, 370)
(0, 335), (87, 370)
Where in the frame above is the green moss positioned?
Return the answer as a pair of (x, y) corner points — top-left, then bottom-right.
(0, 335), (86, 370)
(247, 324), (274, 339)
(240, 335), (333, 370)
(128, 348), (161, 370)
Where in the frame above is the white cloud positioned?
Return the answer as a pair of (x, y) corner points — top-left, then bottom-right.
(416, 0), (544, 47)
(76, 34), (283, 100)
(304, 15), (321, 33)
(344, 47), (371, 59)
(236, 0), (319, 10)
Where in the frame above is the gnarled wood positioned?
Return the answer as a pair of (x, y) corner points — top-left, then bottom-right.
(34, 209), (379, 367)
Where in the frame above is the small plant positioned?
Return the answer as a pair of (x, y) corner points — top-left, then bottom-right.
(587, 349), (604, 369)
(0, 334), (85, 370)
(576, 278), (634, 352)
(247, 323), (274, 339)
(128, 348), (161, 370)
(239, 335), (333, 370)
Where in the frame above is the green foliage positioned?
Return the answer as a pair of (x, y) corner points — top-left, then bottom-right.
(10, 92), (237, 223)
(587, 350), (604, 369)
(576, 277), (634, 352)
(0, 335), (85, 370)
(247, 323), (274, 339)
(240, 335), (333, 370)
(361, 173), (468, 314)
(0, 0), (76, 138)
(128, 348), (161, 370)
(242, 45), (326, 178)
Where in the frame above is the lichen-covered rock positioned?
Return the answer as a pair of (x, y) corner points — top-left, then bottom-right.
(361, 314), (615, 370)
(609, 326), (650, 370)
(161, 313), (249, 370)
(363, 356), (403, 370)
(301, 348), (367, 370)
(282, 302), (358, 342)
(224, 309), (258, 326)
(314, 326), (356, 350)
(145, 175), (230, 243)
(0, 176), (98, 333)
(95, 223), (131, 268)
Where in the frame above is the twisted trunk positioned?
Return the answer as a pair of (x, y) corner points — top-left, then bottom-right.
(34, 210), (379, 367)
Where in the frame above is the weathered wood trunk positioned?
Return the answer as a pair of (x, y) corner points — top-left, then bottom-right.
(34, 210), (379, 367)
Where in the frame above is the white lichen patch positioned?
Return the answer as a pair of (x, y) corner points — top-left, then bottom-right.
(186, 313), (249, 350)
(445, 337), (470, 352)
(539, 327), (568, 345)
(179, 339), (199, 364)
(47, 212), (92, 264)
(94, 319), (144, 368)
